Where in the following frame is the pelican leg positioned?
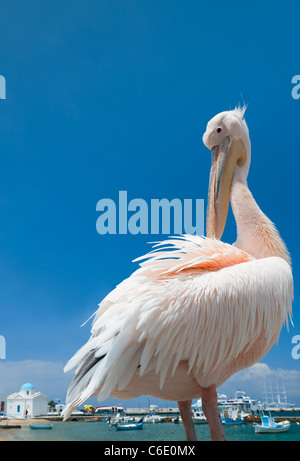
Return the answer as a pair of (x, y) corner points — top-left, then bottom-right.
(178, 400), (197, 441)
(201, 385), (226, 441)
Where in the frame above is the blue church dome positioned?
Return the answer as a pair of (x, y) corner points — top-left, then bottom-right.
(21, 383), (35, 390)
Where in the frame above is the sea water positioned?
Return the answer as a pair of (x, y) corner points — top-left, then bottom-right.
(4, 420), (300, 442)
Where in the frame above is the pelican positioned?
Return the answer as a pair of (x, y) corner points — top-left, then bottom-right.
(63, 106), (293, 441)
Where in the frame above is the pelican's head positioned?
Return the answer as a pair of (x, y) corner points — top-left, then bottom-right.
(203, 106), (251, 239)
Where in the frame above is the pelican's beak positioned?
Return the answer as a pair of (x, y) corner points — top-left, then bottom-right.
(206, 137), (246, 239)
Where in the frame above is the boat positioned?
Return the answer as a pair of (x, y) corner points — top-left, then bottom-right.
(262, 382), (295, 412)
(143, 414), (163, 423)
(227, 390), (259, 414)
(107, 413), (142, 426)
(221, 407), (246, 425)
(30, 424), (54, 430)
(254, 414), (290, 433)
(192, 410), (207, 424)
(173, 410), (207, 424)
(115, 422), (143, 431)
(193, 390), (259, 416)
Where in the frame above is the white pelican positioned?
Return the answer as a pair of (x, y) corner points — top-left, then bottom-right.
(63, 107), (293, 441)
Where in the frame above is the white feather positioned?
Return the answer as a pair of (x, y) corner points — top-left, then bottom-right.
(63, 235), (293, 418)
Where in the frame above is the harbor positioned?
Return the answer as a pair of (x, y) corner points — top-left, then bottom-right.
(1, 417), (300, 442)
(1, 387), (300, 441)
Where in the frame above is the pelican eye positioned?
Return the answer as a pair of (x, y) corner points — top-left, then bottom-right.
(217, 127), (222, 133)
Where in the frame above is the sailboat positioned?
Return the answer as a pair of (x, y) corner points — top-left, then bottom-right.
(262, 382), (295, 412)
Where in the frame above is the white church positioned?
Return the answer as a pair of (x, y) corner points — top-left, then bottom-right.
(6, 383), (48, 418)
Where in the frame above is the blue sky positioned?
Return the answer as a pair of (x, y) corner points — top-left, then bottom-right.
(0, 0), (300, 407)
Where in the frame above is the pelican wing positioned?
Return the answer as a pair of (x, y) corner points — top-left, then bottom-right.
(63, 235), (293, 419)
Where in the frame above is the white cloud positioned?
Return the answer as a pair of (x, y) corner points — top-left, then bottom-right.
(219, 363), (300, 406)
(227, 363), (273, 381)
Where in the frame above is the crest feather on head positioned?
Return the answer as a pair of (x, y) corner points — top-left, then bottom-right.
(231, 104), (247, 121)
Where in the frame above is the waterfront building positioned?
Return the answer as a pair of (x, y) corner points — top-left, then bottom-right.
(6, 383), (48, 418)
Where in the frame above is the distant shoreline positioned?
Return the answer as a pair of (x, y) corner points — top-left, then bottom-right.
(0, 418), (52, 441)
